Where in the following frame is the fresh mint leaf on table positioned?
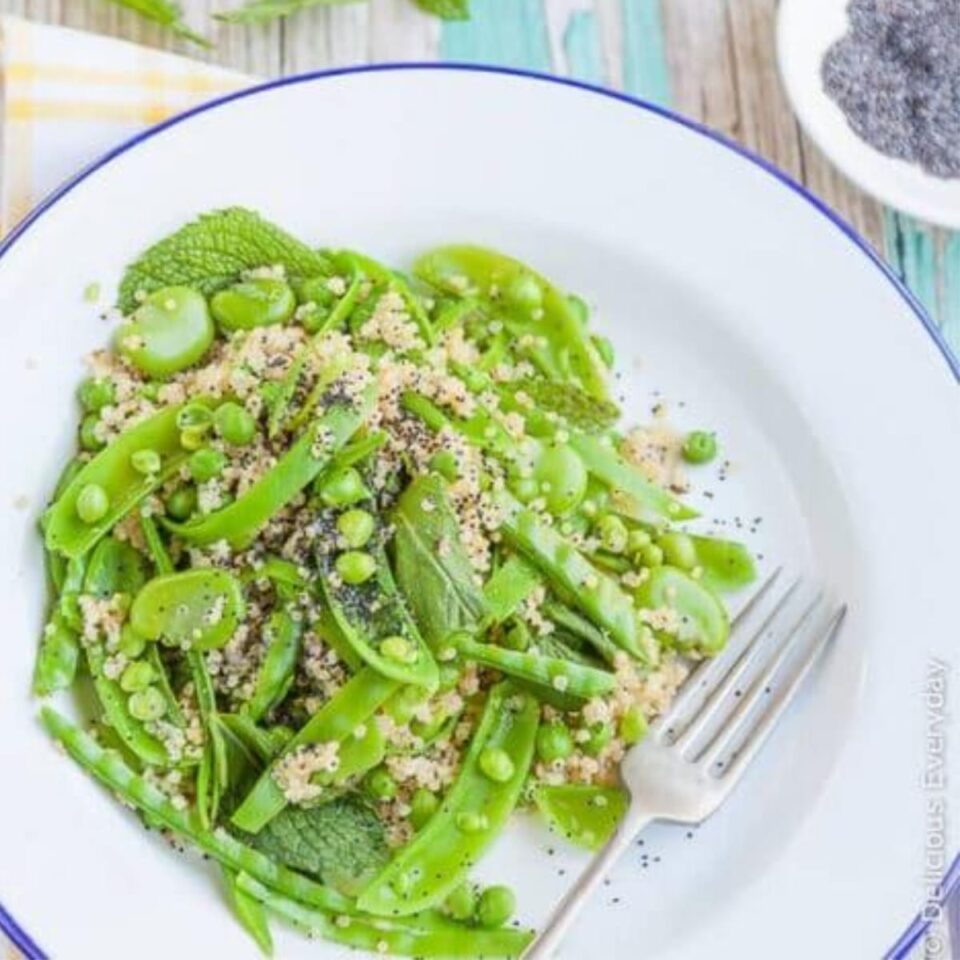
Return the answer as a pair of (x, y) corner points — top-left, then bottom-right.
(240, 796), (390, 896)
(117, 207), (330, 314)
(102, 0), (210, 46)
(414, 0), (470, 20)
(216, 0), (362, 25)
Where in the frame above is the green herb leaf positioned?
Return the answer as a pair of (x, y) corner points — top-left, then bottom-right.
(241, 797), (389, 896)
(392, 474), (489, 646)
(414, 0), (470, 20)
(118, 208), (330, 313)
(514, 378), (620, 432)
(216, 0), (362, 25)
(102, 0), (210, 45)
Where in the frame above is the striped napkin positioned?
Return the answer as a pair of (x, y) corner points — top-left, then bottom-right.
(0, 15), (249, 235)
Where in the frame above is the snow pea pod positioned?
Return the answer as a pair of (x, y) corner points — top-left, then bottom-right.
(190, 648), (229, 828)
(455, 635), (615, 702)
(45, 403), (197, 558)
(532, 783), (628, 852)
(222, 867), (274, 957)
(482, 555), (542, 625)
(231, 667), (398, 834)
(32, 610), (80, 696)
(634, 565), (729, 654)
(496, 491), (658, 664)
(237, 874), (533, 958)
(542, 601), (621, 666)
(357, 682), (539, 918)
(414, 245), (608, 400)
(243, 608), (302, 722)
(130, 569), (245, 650)
(167, 386), (374, 548)
(40, 708), (353, 915)
(570, 433), (698, 524)
(319, 542), (439, 689)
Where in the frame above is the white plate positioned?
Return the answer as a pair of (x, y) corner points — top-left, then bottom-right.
(0, 66), (957, 960)
(777, 0), (960, 228)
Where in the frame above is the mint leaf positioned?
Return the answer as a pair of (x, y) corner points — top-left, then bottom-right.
(242, 797), (389, 896)
(514, 378), (620, 432)
(117, 208), (330, 313)
(415, 0), (469, 19)
(216, 0), (362, 24)
(392, 474), (488, 646)
(102, 0), (210, 46)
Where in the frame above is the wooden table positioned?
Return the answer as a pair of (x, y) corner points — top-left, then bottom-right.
(0, 0), (956, 359)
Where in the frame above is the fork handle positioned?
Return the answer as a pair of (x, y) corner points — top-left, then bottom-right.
(524, 801), (654, 959)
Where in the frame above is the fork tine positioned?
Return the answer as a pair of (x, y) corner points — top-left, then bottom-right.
(671, 575), (802, 754)
(695, 590), (827, 767)
(652, 566), (786, 736)
(716, 604), (846, 788)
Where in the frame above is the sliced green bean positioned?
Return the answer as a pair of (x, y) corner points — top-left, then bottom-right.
(40, 707), (352, 914)
(45, 403), (199, 558)
(231, 667), (398, 834)
(358, 682), (539, 917)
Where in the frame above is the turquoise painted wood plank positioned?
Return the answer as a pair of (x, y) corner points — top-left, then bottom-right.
(563, 11), (603, 86)
(620, 0), (671, 104)
(884, 211), (960, 358)
(440, 0), (550, 71)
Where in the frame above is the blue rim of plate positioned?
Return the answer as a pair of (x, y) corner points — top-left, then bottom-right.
(0, 62), (956, 960)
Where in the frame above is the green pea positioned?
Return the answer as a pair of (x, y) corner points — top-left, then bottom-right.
(130, 448), (162, 476)
(444, 883), (477, 922)
(642, 543), (664, 568)
(501, 622), (530, 652)
(505, 273), (543, 313)
(365, 767), (397, 801)
(410, 788), (439, 830)
(584, 722), (613, 757)
(119, 660), (156, 693)
(658, 531), (697, 571)
(210, 278), (296, 332)
(428, 450), (459, 481)
(536, 722), (573, 763)
(319, 467), (369, 507)
(79, 415), (104, 452)
(682, 430), (717, 465)
(297, 276), (338, 308)
(477, 885), (516, 929)
(116, 287), (214, 379)
(76, 483), (109, 524)
(380, 635), (416, 664)
(597, 515), (628, 554)
(336, 550), (376, 585)
(179, 426), (207, 451)
(337, 508), (375, 549)
(619, 705), (648, 746)
(479, 747), (515, 784)
(533, 444), (588, 515)
(213, 401), (256, 446)
(455, 811), (489, 834)
(176, 402), (213, 432)
(117, 624), (147, 659)
(627, 528), (652, 554)
(188, 447), (227, 483)
(165, 486), (197, 521)
(127, 686), (166, 721)
(78, 377), (115, 413)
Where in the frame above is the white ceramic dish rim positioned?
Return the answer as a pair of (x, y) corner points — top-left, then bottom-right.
(0, 62), (956, 959)
(776, 0), (960, 230)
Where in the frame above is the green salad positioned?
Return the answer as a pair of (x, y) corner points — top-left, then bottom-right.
(35, 208), (756, 957)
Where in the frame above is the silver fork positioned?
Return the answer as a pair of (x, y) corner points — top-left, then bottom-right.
(525, 569), (846, 959)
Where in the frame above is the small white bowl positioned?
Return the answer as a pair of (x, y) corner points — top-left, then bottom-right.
(777, 0), (960, 227)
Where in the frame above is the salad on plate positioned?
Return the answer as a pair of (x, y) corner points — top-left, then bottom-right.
(34, 208), (755, 957)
